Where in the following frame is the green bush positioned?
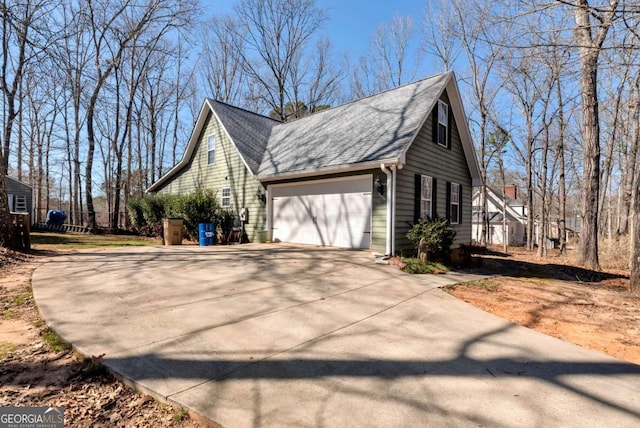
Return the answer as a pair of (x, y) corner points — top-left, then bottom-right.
(127, 190), (227, 241)
(400, 258), (448, 274)
(407, 217), (456, 261)
(127, 193), (179, 237)
(214, 209), (236, 242)
(178, 189), (220, 240)
(127, 197), (145, 231)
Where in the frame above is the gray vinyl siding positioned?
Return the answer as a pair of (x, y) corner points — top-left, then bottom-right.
(154, 112), (267, 241)
(395, 91), (473, 255)
(6, 176), (33, 219)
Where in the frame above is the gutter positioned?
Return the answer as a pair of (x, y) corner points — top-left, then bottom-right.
(381, 164), (393, 256)
(380, 158), (404, 256)
(258, 158), (400, 183)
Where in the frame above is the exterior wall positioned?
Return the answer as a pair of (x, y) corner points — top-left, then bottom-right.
(472, 222), (525, 245)
(395, 90), (473, 255)
(6, 176), (33, 219)
(471, 190), (527, 245)
(263, 169), (387, 254)
(155, 112), (267, 241)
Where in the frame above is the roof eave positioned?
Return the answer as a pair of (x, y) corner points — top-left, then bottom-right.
(146, 99), (213, 193)
(258, 158), (400, 183)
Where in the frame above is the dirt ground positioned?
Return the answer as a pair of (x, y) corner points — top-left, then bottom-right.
(0, 247), (207, 427)
(447, 246), (640, 365)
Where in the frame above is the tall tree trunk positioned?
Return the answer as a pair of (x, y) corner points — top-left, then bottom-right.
(619, 74), (639, 235)
(631, 164), (640, 293)
(571, 0), (619, 270)
(577, 52), (601, 270)
(557, 76), (567, 255)
(85, 96), (98, 231)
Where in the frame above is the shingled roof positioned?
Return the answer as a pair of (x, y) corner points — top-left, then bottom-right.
(207, 100), (280, 174)
(148, 71), (481, 192)
(258, 72), (450, 178)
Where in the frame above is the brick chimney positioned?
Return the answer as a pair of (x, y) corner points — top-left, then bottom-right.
(504, 185), (517, 200)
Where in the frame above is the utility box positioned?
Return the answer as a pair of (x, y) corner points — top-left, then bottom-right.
(163, 218), (183, 246)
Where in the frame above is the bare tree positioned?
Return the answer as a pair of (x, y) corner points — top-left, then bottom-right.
(421, 0), (462, 72)
(200, 15), (246, 105)
(83, 0), (195, 231)
(234, 0), (326, 119)
(453, 0), (511, 246)
(56, 0), (91, 225)
(0, 0), (51, 247)
(370, 14), (418, 89)
(567, 0), (620, 270)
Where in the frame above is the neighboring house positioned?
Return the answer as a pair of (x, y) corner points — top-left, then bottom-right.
(473, 186), (581, 247)
(148, 72), (482, 255)
(6, 175), (34, 220)
(472, 186), (527, 246)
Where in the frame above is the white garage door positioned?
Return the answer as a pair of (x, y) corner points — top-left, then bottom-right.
(271, 176), (372, 249)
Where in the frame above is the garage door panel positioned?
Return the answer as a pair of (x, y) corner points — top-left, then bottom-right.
(271, 177), (372, 249)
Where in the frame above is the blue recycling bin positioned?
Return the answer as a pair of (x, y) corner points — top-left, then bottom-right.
(198, 223), (215, 246)
(46, 210), (67, 225)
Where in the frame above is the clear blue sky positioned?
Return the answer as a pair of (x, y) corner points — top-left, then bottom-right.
(320, 1), (426, 56)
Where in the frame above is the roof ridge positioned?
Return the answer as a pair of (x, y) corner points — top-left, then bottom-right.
(207, 98), (283, 124)
(281, 71), (452, 125)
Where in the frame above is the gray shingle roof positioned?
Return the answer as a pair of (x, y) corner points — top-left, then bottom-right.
(147, 71), (479, 193)
(208, 99), (280, 174)
(257, 72), (450, 177)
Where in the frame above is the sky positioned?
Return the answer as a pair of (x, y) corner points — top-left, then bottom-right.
(206, 0), (434, 77)
(316, 1), (426, 57)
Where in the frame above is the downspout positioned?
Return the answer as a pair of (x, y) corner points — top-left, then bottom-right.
(381, 164), (393, 256)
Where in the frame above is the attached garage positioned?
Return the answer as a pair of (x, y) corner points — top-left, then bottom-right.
(269, 175), (372, 249)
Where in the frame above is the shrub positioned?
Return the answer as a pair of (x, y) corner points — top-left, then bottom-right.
(177, 189), (220, 240)
(214, 209), (237, 242)
(127, 190), (227, 241)
(407, 217), (456, 262)
(400, 257), (448, 274)
(127, 193), (181, 237)
(127, 197), (145, 231)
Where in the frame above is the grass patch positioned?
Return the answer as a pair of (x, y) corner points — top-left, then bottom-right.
(0, 341), (16, 359)
(451, 278), (500, 292)
(3, 310), (16, 319)
(172, 407), (189, 423)
(10, 293), (31, 306)
(41, 327), (72, 352)
(400, 257), (448, 274)
(31, 232), (160, 250)
(34, 319), (45, 328)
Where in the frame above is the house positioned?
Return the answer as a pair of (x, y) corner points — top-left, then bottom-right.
(6, 175), (33, 220)
(471, 186), (527, 246)
(147, 72), (482, 255)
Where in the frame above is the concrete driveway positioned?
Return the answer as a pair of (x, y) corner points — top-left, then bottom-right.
(33, 244), (640, 427)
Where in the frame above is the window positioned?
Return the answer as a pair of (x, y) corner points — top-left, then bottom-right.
(450, 182), (460, 224)
(420, 175), (432, 219)
(437, 100), (448, 147)
(207, 135), (216, 165)
(221, 187), (231, 208)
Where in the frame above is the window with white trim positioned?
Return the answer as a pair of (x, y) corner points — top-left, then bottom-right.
(450, 182), (460, 224)
(221, 187), (231, 208)
(207, 135), (216, 165)
(421, 175), (433, 219)
(437, 100), (448, 147)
